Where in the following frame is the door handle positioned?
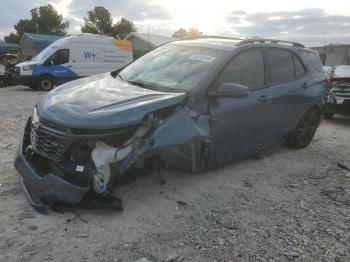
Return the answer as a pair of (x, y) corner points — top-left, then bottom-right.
(302, 82), (309, 89)
(66, 65), (72, 68)
(258, 95), (273, 103)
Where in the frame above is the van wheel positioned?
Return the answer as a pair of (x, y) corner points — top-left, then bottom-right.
(37, 76), (54, 91)
(287, 107), (320, 149)
(0, 76), (7, 88)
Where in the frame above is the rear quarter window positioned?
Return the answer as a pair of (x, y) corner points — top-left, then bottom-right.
(298, 51), (324, 72)
(266, 48), (295, 84)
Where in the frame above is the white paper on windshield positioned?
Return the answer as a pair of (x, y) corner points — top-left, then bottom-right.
(189, 54), (216, 63)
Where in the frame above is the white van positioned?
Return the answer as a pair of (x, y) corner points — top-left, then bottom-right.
(16, 34), (133, 90)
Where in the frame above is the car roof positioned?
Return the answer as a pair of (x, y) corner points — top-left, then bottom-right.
(171, 38), (241, 51)
(170, 37), (309, 52)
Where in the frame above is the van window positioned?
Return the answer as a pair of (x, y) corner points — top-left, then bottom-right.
(47, 49), (70, 65)
(217, 49), (265, 91)
(298, 51), (324, 72)
(266, 49), (295, 84)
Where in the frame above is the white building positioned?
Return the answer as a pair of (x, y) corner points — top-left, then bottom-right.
(312, 44), (350, 67)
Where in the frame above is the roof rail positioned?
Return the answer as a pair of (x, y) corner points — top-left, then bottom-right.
(180, 35), (244, 41)
(237, 38), (305, 48)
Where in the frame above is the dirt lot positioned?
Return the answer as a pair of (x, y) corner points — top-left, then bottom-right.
(0, 85), (349, 262)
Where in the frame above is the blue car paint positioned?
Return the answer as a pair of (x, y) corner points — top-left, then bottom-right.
(14, 39), (327, 211)
(37, 73), (187, 129)
(33, 64), (78, 84)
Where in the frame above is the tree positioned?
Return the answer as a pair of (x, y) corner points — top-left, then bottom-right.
(14, 19), (36, 36)
(81, 7), (136, 39)
(29, 4), (68, 35)
(172, 28), (204, 39)
(81, 6), (114, 35)
(113, 18), (136, 39)
(172, 28), (188, 38)
(4, 4), (68, 43)
(4, 32), (21, 44)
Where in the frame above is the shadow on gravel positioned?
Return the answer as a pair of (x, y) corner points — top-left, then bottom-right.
(326, 116), (350, 127)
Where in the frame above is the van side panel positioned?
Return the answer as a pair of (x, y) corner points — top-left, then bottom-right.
(70, 40), (133, 77)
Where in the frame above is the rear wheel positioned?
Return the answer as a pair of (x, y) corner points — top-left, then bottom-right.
(37, 76), (54, 91)
(0, 76), (7, 88)
(287, 107), (320, 149)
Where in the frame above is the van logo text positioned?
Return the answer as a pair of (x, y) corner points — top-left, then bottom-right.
(83, 51), (96, 59)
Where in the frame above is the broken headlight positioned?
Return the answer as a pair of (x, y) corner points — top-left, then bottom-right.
(32, 107), (39, 124)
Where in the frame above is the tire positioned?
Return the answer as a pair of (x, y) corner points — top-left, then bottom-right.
(324, 112), (334, 119)
(0, 76), (7, 88)
(287, 107), (320, 149)
(37, 76), (54, 91)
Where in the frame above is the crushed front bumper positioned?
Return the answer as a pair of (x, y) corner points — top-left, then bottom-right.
(14, 143), (89, 213)
(326, 99), (350, 116)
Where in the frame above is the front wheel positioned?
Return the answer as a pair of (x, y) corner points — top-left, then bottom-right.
(287, 107), (320, 149)
(37, 76), (54, 91)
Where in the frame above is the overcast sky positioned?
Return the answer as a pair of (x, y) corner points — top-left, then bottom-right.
(1, 0), (350, 46)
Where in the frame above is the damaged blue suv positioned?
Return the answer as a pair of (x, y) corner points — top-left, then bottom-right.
(15, 38), (328, 212)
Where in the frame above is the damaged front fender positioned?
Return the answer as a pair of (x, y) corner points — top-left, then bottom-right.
(152, 108), (210, 149)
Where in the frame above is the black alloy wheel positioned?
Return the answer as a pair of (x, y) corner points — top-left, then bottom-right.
(287, 107), (320, 149)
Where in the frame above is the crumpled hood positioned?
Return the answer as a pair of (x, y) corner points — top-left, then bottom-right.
(36, 73), (187, 129)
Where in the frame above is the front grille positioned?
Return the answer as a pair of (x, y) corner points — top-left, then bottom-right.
(332, 81), (350, 98)
(30, 120), (72, 162)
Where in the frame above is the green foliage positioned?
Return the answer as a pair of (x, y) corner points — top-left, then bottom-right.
(172, 28), (204, 39)
(81, 7), (136, 39)
(81, 6), (114, 35)
(29, 4), (69, 35)
(4, 32), (21, 44)
(113, 18), (136, 39)
(4, 4), (68, 43)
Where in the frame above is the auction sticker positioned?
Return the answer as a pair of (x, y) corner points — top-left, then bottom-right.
(189, 54), (216, 63)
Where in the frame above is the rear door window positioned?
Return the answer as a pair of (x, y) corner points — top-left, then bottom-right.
(217, 48), (265, 91)
(266, 49), (295, 84)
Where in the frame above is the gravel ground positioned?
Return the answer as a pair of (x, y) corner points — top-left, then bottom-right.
(0, 85), (350, 262)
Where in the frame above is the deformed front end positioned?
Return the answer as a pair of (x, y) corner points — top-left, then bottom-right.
(14, 105), (211, 213)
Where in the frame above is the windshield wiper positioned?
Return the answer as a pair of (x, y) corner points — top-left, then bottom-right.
(126, 80), (161, 91)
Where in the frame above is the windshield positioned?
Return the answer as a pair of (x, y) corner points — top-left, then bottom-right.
(119, 44), (226, 92)
(31, 45), (58, 62)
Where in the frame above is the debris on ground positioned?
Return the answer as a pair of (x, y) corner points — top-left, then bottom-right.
(134, 258), (152, 262)
(320, 186), (350, 206)
(337, 161), (350, 171)
(281, 250), (301, 260)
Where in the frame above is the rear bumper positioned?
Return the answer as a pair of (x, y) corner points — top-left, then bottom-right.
(14, 142), (89, 212)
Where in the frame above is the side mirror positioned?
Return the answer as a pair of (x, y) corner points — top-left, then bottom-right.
(210, 83), (250, 98)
